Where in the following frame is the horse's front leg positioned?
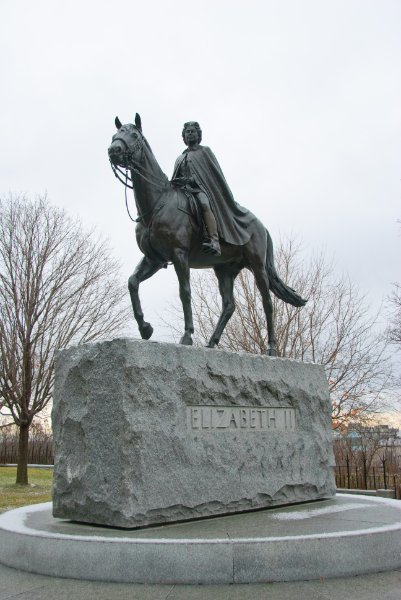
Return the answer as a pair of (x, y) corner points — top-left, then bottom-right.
(172, 250), (193, 345)
(128, 257), (164, 339)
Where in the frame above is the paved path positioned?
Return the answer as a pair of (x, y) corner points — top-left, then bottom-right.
(1, 564), (401, 599)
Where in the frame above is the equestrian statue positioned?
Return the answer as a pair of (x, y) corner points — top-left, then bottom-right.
(108, 114), (306, 356)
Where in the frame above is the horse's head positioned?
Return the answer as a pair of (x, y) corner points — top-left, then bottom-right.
(108, 113), (144, 168)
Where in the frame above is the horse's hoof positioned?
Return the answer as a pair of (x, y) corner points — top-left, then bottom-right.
(180, 333), (193, 346)
(268, 347), (277, 357)
(140, 322), (153, 340)
(206, 338), (218, 348)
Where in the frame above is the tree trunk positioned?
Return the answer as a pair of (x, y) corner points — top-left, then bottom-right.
(16, 424), (29, 485)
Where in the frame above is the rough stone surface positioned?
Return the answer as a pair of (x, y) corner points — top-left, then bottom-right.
(52, 338), (335, 528)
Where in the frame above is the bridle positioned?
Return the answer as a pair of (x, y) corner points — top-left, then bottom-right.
(109, 136), (135, 189)
(109, 129), (169, 222)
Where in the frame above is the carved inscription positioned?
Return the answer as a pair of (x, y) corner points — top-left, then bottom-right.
(187, 406), (296, 431)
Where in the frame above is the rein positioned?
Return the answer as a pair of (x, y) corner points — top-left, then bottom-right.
(109, 135), (169, 223)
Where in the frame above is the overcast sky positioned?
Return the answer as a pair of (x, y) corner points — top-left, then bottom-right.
(1, 0), (400, 348)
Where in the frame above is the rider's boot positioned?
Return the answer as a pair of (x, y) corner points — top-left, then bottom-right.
(202, 211), (221, 256)
(203, 233), (221, 256)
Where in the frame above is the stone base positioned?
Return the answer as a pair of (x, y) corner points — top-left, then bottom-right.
(52, 339), (335, 528)
(1, 496), (401, 583)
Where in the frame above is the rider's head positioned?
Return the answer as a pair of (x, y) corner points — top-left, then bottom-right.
(182, 122), (202, 146)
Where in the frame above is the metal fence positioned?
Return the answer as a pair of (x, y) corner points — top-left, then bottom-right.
(0, 437), (54, 465)
(335, 458), (401, 499)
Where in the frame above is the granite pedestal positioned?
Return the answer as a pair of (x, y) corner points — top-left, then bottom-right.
(52, 339), (335, 528)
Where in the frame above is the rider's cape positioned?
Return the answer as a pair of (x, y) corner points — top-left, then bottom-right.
(172, 145), (255, 245)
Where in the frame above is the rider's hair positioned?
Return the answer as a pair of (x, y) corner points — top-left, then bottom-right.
(182, 122), (202, 144)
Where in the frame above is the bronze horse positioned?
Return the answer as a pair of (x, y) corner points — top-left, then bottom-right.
(108, 114), (306, 356)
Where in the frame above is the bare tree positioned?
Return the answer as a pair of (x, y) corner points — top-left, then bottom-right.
(0, 194), (130, 484)
(385, 219), (401, 348)
(170, 236), (392, 427)
(387, 282), (401, 347)
(333, 420), (399, 492)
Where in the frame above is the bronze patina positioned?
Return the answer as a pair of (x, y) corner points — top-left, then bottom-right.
(108, 114), (306, 355)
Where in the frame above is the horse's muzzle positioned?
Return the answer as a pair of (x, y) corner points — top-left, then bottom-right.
(108, 142), (124, 164)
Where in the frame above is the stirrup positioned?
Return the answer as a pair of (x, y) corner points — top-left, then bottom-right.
(202, 239), (221, 256)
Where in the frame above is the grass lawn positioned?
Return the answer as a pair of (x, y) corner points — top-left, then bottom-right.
(0, 467), (53, 514)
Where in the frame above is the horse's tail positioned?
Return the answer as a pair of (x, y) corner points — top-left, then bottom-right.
(265, 230), (307, 307)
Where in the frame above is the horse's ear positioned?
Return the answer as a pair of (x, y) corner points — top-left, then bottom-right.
(115, 116), (122, 130)
(135, 113), (142, 132)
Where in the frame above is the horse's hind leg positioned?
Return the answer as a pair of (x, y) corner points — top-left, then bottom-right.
(207, 264), (241, 348)
(252, 265), (276, 356)
(128, 257), (164, 339)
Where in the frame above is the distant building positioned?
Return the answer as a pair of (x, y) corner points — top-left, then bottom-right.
(334, 423), (400, 452)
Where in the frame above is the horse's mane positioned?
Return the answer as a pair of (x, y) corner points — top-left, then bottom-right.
(140, 133), (169, 184)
